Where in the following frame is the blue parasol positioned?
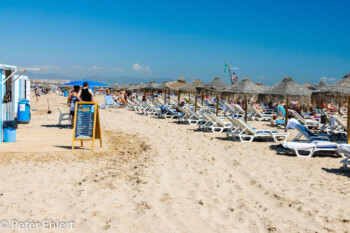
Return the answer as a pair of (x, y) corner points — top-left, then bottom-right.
(61, 78), (109, 90)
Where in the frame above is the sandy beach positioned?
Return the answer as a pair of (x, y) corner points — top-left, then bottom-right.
(0, 93), (349, 233)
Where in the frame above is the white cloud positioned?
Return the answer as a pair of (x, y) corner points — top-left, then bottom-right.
(41, 65), (60, 69)
(132, 63), (150, 72)
(257, 75), (265, 80)
(70, 65), (84, 69)
(89, 65), (103, 70)
(113, 67), (124, 72)
(321, 77), (336, 82)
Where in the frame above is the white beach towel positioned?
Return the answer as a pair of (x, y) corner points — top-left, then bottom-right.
(330, 115), (339, 130)
(286, 118), (301, 130)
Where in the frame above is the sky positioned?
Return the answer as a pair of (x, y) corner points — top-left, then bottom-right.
(0, 0), (349, 85)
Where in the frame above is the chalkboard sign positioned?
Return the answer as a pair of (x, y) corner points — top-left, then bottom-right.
(72, 102), (102, 150)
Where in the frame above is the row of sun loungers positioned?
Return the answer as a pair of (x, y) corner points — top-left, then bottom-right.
(101, 95), (349, 163)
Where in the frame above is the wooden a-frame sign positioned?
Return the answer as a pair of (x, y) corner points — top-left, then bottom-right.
(72, 102), (102, 150)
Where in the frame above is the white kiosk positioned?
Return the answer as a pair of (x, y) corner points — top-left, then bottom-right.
(0, 64), (40, 143)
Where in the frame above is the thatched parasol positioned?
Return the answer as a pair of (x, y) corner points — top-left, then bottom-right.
(197, 77), (230, 115)
(222, 78), (267, 122)
(165, 78), (186, 91)
(114, 83), (130, 91)
(308, 81), (328, 91)
(196, 77), (229, 94)
(303, 82), (312, 88)
(141, 81), (168, 104)
(177, 79), (203, 111)
(263, 76), (312, 130)
(179, 79), (203, 93)
(312, 74), (350, 142)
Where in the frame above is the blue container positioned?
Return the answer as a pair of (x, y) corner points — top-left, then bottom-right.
(4, 127), (16, 142)
(64, 91), (68, 97)
(17, 99), (31, 124)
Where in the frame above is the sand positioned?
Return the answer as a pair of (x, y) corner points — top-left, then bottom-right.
(0, 93), (349, 233)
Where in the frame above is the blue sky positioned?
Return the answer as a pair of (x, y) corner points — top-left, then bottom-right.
(0, 0), (349, 85)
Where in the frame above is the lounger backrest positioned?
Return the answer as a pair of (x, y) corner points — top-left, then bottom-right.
(105, 95), (114, 105)
(249, 106), (263, 117)
(336, 117), (347, 129)
(235, 118), (256, 134)
(292, 111), (306, 124)
(179, 106), (191, 116)
(207, 112), (225, 127)
(199, 111), (213, 123)
(295, 124), (310, 139)
(184, 106), (201, 119)
(226, 117), (242, 129)
(233, 104), (245, 114)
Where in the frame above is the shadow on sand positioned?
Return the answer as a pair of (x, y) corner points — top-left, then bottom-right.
(322, 167), (350, 178)
(41, 124), (72, 129)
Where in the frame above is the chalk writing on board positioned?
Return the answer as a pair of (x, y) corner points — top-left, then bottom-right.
(75, 104), (95, 139)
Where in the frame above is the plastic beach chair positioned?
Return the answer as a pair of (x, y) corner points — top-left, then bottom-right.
(57, 108), (71, 125)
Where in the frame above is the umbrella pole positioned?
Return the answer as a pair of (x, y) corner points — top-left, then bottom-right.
(216, 94), (219, 116)
(189, 93), (191, 104)
(152, 92), (154, 105)
(347, 96), (350, 144)
(201, 93), (204, 106)
(244, 95), (248, 122)
(164, 91), (166, 104)
(195, 95), (198, 113)
(338, 102), (341, 115)
(178, 90), (180, 103)
(285, 97), (289, 132)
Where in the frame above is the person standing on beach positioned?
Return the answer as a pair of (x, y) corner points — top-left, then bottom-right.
(78, 82), (95, 102)
(68, 85), (82, 126)
(34, 87), (40, 102)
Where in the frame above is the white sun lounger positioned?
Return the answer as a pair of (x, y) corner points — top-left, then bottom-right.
(227, 118), (289, 142)
(283, 141), (340, 157)
(248, 106), (273, 121)
(338, 145), (350, 169)
(292, 111), (319, 129)
(292, 124), (331, 142)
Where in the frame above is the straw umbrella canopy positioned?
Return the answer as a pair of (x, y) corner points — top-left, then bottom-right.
(178, 78), (204, 112)
(308, 81), (328, 91)
(262, 76), (312, 130)
(179, 79), (203, 94)
(141, 81), (168, 103)
(303, 82), (312, 88)
(114, 83), (130, 91)
(165, 78), (187, 91)
(255, 82), (269, 91)
(197, 77), (230, 116)
(222, 78), (267, 122)
(312, 74), (350, 142)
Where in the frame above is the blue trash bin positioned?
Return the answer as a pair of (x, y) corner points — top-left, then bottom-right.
(4, 127), (16, 142)
(17, 99), (31, 124)
(64, 91), (68, 97)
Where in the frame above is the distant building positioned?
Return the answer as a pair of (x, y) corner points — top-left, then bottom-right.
(31, 79), (70, 85)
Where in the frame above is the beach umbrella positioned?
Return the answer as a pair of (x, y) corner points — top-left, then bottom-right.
(312, 74), (350, 143)
(262, 76), (312, 130)
(222, 78), (267, 122)
(165, 78), (187, 104)
(255, 82), (269, 91)
(308, 81), (328, 91)
(179, 79), (203, 111)
(141, 81), (168, 104)
(62, 78), (109, 91)
(197, 77), (230, 116)
(303, 82), (312, 88)
(165, 78), (187, 91)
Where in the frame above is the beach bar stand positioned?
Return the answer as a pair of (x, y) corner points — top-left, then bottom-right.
(0, 64), (40, 143)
